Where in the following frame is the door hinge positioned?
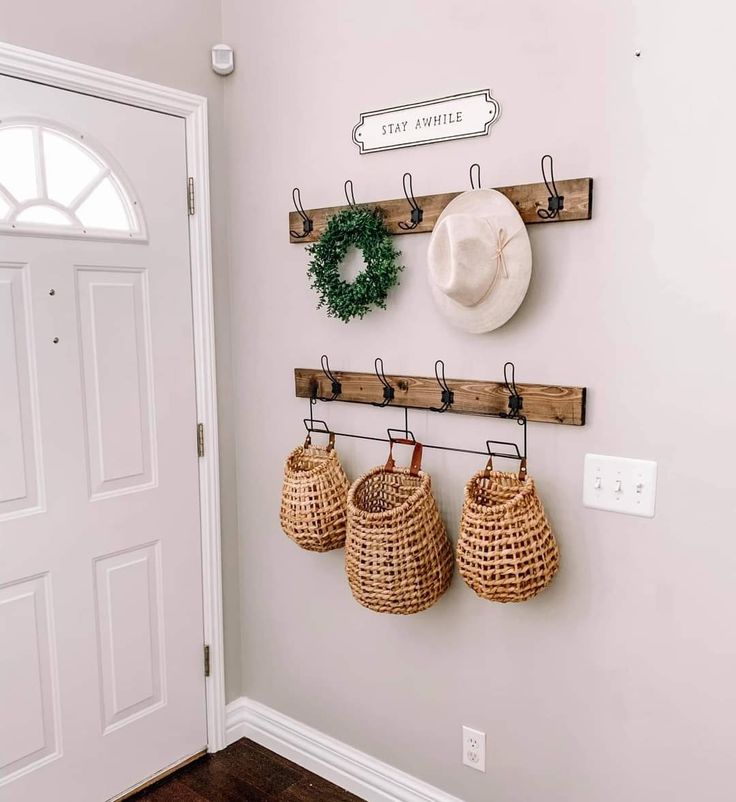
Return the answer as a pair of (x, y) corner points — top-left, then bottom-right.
(187, 177), (196, 215)
(204, 645), (210, 678)
(197, 423), (205, 457)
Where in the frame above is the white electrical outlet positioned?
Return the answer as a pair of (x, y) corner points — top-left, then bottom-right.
(583, 454), (658, 517)
(462, 726), (486, 772)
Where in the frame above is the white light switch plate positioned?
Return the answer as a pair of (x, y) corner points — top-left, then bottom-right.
(583, 454), (657, 517)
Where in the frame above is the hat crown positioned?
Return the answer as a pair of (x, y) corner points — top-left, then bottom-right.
(428, 214), (502, 307)
(426, 189), (533, 334)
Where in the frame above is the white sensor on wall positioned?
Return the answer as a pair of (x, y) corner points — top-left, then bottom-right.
(211, 44), (234, 75)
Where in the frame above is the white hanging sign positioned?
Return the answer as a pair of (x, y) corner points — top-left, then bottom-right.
(352, 89), (500, 154)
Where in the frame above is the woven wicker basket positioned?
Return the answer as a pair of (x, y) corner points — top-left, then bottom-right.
(280, 432), (349, 552)
(345, 440), (454, 615)
(457, 459), (559, 602)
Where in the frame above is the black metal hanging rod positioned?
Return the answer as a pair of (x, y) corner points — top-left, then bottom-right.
(303, 417), (516, 461)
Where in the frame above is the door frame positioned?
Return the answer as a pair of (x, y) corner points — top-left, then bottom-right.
(0, 41), (227, 751)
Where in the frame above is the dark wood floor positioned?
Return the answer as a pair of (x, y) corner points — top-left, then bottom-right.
(129, 738), (365, 801)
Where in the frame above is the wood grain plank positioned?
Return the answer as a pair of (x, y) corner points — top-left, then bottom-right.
(289, 178), (593, 242)
(128, 739), (365, 802)
(120, 751), (208, 800)
(295, 368), (586, 426)
(128, 779), (208, 801)
(278, 773), (364, 802)
(175, 758), (270, 802)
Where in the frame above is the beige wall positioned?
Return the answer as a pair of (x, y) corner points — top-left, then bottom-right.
(5, 2), (735, 799)
(0, 0), (243, 702)
(221, 1), (735, 800)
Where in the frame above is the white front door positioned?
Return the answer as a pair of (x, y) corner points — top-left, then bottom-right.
(0, 75), (207, 801)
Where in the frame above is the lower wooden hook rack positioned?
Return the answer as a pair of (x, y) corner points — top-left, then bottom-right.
(295, 367), (586, 426)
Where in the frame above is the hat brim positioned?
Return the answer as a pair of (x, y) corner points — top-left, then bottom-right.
(428, 189), (532, 334)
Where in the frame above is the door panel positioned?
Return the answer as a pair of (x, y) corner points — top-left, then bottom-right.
(0, 573), (61, 786)
(0, 263), (43, 521)
(94, 542), (165, 734)
(76, 266), (156, 499)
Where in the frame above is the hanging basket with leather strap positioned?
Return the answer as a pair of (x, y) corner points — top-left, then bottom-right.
(280, 432), (349, 552)
(345, 439), (454, 614)
(456, 457), (559, 602)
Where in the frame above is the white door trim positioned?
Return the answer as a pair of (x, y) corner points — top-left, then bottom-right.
(0, 41), (226, 752)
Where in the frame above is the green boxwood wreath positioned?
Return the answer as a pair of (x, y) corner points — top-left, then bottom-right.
(306, 207), (402, 323)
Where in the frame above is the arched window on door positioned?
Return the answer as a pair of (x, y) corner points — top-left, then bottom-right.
(0, 121), (145, 240)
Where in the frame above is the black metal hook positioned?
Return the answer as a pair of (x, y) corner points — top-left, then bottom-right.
(344, 179), (358, 209)
(372, 357), (395, 407)
(501, 361), (523, 418)
(469, 163), (482, 190)
(311, 354), (342, 402)
(289, 187), (313, 239)
(398, 172), (423, 230)
(484, 360), (528, 476)
(430, 359), (454, 412)
(537, 154), (564, 220)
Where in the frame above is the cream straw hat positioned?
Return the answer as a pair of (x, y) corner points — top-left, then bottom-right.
(427, 189), (532, 333)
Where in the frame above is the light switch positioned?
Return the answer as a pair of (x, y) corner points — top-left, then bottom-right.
(583, 454), (657, 517)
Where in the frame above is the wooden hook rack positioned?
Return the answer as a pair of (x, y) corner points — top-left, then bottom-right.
(288, 177), (593, 243)
(295, 367), (586, 426)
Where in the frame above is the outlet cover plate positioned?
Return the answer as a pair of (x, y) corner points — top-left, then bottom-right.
(583, 453), (657, 517)
(462, 726), (486, 772)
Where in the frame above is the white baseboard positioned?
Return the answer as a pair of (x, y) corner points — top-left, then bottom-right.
(225, 697), (464, 802)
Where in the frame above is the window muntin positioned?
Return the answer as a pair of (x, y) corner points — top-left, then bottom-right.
(0, 122), (144, 240)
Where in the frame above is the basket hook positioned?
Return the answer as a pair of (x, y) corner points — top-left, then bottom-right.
(501, 361), (523, 418)
(311, 354), (342, 402)
(372, 357), (395, 407)
(429, 359), (454, 412)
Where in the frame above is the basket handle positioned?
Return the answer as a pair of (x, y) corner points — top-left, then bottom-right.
(304, 431), (335, 451)
(385, 438), (423, 476)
